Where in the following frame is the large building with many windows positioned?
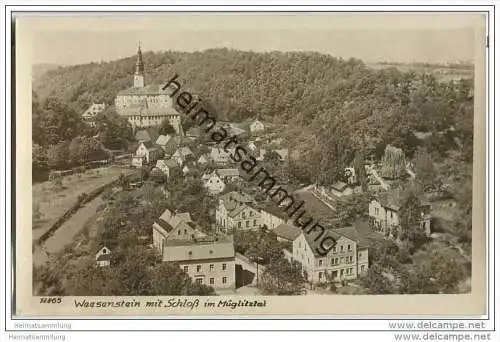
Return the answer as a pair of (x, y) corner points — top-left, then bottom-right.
(115, 43), (183, 134)
(216, 191), (262, 234)
(161, 236), (236, 289)
(290, 223), (369, 284)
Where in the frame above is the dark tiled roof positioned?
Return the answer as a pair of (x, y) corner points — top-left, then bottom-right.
(260, 203), (287, 219)
(136, 128), (159, 143)
(274, 223), (301, 241)
(332, 181), (348, 192)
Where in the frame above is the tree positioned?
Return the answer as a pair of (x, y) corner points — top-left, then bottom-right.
(39, 97), (83, 146)
(259, 258), (306, 295)
(381, 145), (406, 180)
(49, 172), (63, 190)
(353, 150), (368, 191)
(414, 146), (437, 191)
(94, 107), (133, 150)
(361, 264), (397, 294)
(158, 118), (177, 136)
(33, 264), (65, 296)
(32, 143), (47, 176)
(399, 188), (426, 242)
(46, 141), (69, 170)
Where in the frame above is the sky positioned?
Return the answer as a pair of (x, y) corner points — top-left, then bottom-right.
(26, 13), (480, 66)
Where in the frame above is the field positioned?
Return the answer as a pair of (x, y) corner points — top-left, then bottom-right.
(32, 165), (135, 241)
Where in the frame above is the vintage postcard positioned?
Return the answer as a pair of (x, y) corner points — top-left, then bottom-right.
(15, 12), (487, 316)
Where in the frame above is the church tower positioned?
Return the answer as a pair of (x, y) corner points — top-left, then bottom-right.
(134, 42), (145, 88)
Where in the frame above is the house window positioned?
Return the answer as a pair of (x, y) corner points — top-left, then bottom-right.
(331, 258), (335, 266)
(332, 246), (337, 253)
(340, 257), (345, 264)
(318, 259), (323, 267)
(242, 212), (246, 219)
(340, 245), (344, 252)
(347, 244), (351, 251)
(183, 266), (188, 273)
(210, 264), (214, 271)
(253, 219), (257, 226)
(196, 265), (201, 272)
(222, 277), (227, 284)
(238, 222), (241, 228)
(319, 272), (323, 280)
(333, 270), (338, 278)
(178, 230), (181, 235)
(361, 265), (366, 272)
(184, 229), (187, 235)
(196, 278), (203, 284)
(222, 263), (227, 271)
(246, 221), (249, 227)
(209, 278), (214, 285)
(375, 207), (379, 215)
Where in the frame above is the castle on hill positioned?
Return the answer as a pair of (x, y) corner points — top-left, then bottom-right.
(115, 43), (183, 135)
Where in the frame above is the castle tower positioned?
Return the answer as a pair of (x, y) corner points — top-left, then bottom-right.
(134, 42), (145, 88)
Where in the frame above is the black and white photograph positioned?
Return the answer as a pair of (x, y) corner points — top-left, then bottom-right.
(13, 11), (487, 318)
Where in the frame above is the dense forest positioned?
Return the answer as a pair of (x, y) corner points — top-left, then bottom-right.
(33, 48), (474, 190)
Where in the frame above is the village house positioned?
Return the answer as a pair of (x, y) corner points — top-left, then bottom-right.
(368, 191), (432, 239)
(216, 191), (262, 234)
(248, 119), (265, 133)
(273, 149), (289, 161)
(290, 224), (369, 284)
(273, 223), (301, 243)
(344, 167), (357, 185)
(172, 146), (194, 166)
(256, 148), (267, 161)
(131, 155), (144, 168)
(95, 246), (112, 267)
(155, 134), (172, 151)
(182, 164), (192, 175)
(155, 158), (180, 178)
(135, 141), (163, 164)
(152, 208), (206, 256)
(210, 147), (232, 165)
(247, 141), (258, 152)
(161, 235), (236, 289)
(81, 103), (105, 126)
(202, 172), (226, 195)
(197, 154), (210, 166)
(259, 204), (287, 230)
(215, 168), (241, 183)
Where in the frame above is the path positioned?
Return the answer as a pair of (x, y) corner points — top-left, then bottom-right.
(33, 196), (104, 267)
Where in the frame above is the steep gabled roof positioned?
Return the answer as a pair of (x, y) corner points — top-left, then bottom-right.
(274, 223), (301, 241)
(135, 127), (160, 143)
